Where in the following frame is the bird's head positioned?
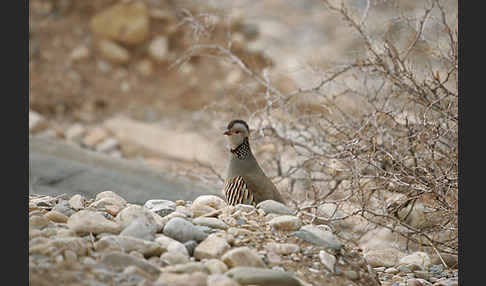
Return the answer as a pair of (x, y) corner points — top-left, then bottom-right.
(223, 119), (250, 149)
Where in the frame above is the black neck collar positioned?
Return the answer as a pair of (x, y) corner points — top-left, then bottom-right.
(230, 137), (251, 160)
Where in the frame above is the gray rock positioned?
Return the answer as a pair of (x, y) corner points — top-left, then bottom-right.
(156, 272), (207, 286)
(399, 252), (431, 270)
(207, 274), (240, 286)
(225, 267), (301, 286)
(204, 259), (229, 274)
(100, 251), (161, 276)
(221, 247), (266, 268)
(29, 136), (220, 204)
(116, 204), (163, 232)
(52, 200), (76, 217)
(194, 234), (231, 260)
(95, 235), (163, 257)
(163, 262), (209, 274)
(291, 226), (343, 250)
(160, 251), (190, 265)
(364, 248), (404, 268)
(264, 243), (300, 255)
(184, 240), (198, 257)
(163, 217), (208, 243)
(154, 235), (189, 257)
(193, 217), (228, 230)
(120, 217), (158, 241)
(268, 215), (301, 231)
(192, 195), (226, 211)
(29, 215), (50, 229)
(257, 200), (294, 215)
(144, 199), (176, 217)
(29, 237), (90, 257)
(397, 264), (412, 273)
(68, 194), (86, 210)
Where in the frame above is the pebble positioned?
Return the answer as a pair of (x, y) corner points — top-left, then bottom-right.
(207, 274), (240, 286)
(162, 217), (208, 243)
(204, 259), (228, 274)
(319, 250), (336, 270)
(82, 127), (109, 148)
(385, 267), (399, 274)
(154, 234), (189, 257)
(52, 200), (76, 216)
(29, 215), (50, 229)
(43, 210), (68, 223)
(291, 226), (343, 250)
(221, 246), (266, 268)
(95, 138), (120, 153)
(398, 264), (412, 273)
(69, 45), (90, 62)
(257, 200), (295, 215)
(157, 272), (207, 286)
(184, 240), (198, 257)
(116, 204), (162, 232)
(264, 242), (300, 255)
(225, 266), (301, 286)
(364, 248), (404, 267)
(68, 194), (86, 210)
(64, 123), (86, 140)
(95, 235), (163, 257)
(399, 252), (431, 270)
(148, 35), (169, 62)
(144, 199), (176, 217)
(29, 110), (48, 133)
(193, 217), (228, 230)
(268, 215), (301, 231)
(30, 237), (90, 257)
(194, 234), (231, 260)
(119, 217), (158, 241)
(160, 251), (190, 265)
(100, 251), (161, 276)
(67, 210), (121, 235)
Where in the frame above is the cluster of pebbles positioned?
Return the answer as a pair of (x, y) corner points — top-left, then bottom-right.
(29, 191), (457, 286)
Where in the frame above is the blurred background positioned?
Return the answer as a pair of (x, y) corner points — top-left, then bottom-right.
(29, 0), (458, 257)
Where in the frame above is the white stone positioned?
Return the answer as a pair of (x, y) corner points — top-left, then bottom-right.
(268, 215), (301, 231)
(70, 45), (90, 61)
(399, 252), (431, 270)
(68, 194), (86, 210)
(264, 243), (300, 255)
(97, 39), (131, 64)
(95, 138), (119, 153)
(193, 217), (228, 230)
(207, 274), (240, 286)
(148, 35), (169, 62)
(29, 110), (48, 133)
(67, 210), (121, 235)
(64, 123), (85, 141)
(319, 250), (336, 270)
(90, 1), (150, 46)
(221, 247), (266, 268)
(194, 234), (231, 260)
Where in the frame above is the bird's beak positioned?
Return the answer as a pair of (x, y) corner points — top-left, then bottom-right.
(223, 130), (232, 136)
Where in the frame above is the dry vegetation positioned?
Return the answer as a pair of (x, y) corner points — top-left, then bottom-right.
(183, 0), (458, 258)
(30, 0), (458, 262)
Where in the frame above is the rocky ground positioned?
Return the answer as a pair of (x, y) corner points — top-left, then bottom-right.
(29, 191), (458, 286)
(29, 0), (458, 285)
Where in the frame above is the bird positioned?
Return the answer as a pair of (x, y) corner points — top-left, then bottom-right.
(222, 119), (285, 206)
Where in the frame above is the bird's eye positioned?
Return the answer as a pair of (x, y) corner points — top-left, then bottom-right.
(234, 130), (240, 134)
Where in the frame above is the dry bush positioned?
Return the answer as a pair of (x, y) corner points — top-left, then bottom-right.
(175, 0), (458, 259)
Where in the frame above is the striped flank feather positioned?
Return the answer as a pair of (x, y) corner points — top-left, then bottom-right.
(224, 176), (255, 206)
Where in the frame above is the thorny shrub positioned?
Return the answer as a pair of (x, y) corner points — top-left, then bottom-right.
(176, 0), (458, 260)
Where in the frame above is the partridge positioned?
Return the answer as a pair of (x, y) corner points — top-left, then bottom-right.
(222, 119), (285, 206)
